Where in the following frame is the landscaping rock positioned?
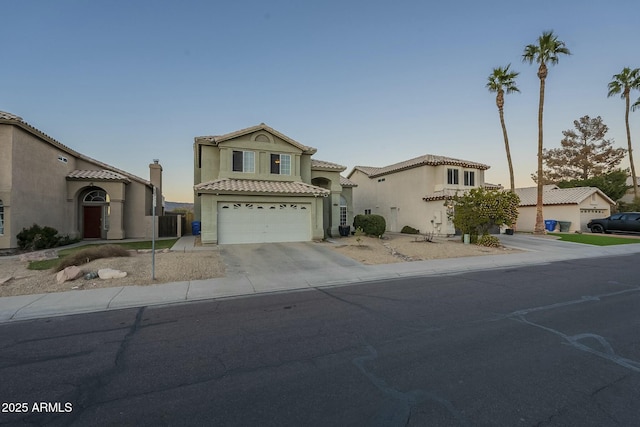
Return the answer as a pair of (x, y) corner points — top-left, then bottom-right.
(0, 276), (13, 285)
(98, 268), (127, 279)
(56, 266), (83, 284)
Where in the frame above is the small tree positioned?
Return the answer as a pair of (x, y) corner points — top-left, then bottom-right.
(447, 188), (520, 242)
(535, 115), (626, 183)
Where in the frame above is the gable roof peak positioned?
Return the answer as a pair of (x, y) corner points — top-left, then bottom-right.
(0, 111), (24, 121)
(348, 153), (490, 178)
(195, 123), (317, 154)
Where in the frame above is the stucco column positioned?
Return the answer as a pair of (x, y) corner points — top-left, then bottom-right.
(330, 191), (341, 237)
(107, 199), (125, 240)
(313, 197), (324, 240)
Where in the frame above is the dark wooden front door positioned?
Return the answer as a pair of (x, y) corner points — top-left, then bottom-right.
(83, 206), (102, 238)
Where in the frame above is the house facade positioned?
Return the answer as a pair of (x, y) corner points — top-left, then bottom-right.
(514, 185), (614, 232)
(348, 154), (492, 235)
(0, 111), (163, 249)
(193, 124), (356, 244)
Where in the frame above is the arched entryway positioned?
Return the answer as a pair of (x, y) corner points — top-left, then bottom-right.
(80, 188), (110, 239)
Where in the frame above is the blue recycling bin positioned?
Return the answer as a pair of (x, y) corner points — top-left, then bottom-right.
(191, 220), (201, 236)
(544, 220), (557, 232)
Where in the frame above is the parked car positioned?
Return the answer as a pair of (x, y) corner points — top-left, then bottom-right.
(587, 212), (640, 234)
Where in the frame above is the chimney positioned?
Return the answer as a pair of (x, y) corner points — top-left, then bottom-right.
(149, 159), (163, 215)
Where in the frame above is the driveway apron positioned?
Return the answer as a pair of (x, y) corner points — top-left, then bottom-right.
(218, 242), (362, 278)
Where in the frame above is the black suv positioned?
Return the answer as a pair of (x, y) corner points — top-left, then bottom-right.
(587, 212), (640, 234)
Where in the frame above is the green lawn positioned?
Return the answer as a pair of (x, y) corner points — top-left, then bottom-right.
(28, 238), (179, 270)
(548, 233), (640, 246)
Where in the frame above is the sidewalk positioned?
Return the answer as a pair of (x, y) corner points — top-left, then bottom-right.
(2, 234), (640, 323)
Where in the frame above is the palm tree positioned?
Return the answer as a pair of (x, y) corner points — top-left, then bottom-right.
(608, 67), (640, 200)
(487, 65), (520, 192)
(522, 31), (570, 234)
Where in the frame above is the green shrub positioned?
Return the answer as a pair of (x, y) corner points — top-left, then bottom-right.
(17, 224), (62, 250)
(477, 235), (501, 247)
(401, 225), (419, 234)
(353, 214), (386, 236)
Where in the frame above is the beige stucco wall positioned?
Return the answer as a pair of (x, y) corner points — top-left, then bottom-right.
(199, 193), (324, 244)
(123, 180), (152, 238)
(0, 125), (13, 248)
(4, 126), (77, 247)
(214, 132), (304, 182)
(350, 165), (484, 235)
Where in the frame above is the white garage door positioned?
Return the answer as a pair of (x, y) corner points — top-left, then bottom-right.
(218, 202), (312, 244)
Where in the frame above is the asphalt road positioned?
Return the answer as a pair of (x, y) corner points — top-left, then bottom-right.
(1, 254), (639, 426)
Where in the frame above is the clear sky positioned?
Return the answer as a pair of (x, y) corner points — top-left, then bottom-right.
(2, 0), (639, 202)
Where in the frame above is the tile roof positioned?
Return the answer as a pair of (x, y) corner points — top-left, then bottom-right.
(423, 188), (465, 201)
(194, 179), (330, 196)
(195, 123), (317, 154)
(483, 182), (504, 190)
(311, 159), (346, 171)
(515, 185), (615, 206)
(67, 169), (131, 182)
(0, 111), (23, 121)
(350, 154), (490, 178)
(422, 184), (504, 201)
(339, 175), (358, 187)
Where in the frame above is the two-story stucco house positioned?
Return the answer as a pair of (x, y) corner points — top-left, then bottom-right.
(0, 111), (163, 250)
(347, 154), (493, 235)
(193, 124), (356, 244)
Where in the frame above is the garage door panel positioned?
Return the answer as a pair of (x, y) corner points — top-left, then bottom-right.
(218, 202), (311, 244)
(580, 208), (608, 232)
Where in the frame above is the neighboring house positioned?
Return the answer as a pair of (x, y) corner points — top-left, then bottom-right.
(347, 154), (491, 235)
(620, 176), (640, 204)
(193, 124), (356, 244)
(514, 185), (614, 232)
(0, 111), (164, 249)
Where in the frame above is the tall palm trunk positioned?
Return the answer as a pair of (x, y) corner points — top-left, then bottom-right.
(534, 64), (547, 234)
(625, 91), (639, 199)
(497, 93), (515, 192)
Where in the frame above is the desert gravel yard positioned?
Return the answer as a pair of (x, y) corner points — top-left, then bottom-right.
(0, 233), (518, 297)
(0, 251), (226, 297)
(322, 233), (519, 265)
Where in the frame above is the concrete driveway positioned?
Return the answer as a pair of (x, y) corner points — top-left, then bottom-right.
(218, 241), (362, 277)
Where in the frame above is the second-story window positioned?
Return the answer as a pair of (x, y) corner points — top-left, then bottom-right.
(447, 168), (459, 185)
(232, 151), (255, 173)
(464, 171), (475, 186)
(270, 154), (291, 175)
